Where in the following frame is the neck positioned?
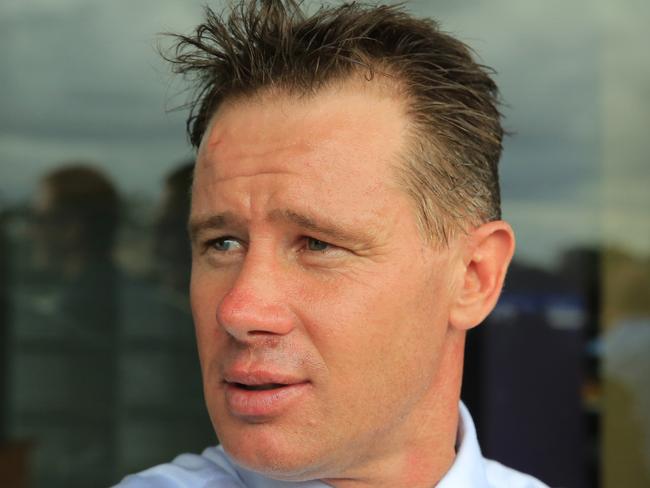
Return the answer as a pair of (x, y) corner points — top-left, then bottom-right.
(323, 328), (466, 488)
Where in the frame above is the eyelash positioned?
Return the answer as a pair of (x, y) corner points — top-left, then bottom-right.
(203, 236), (336, 254)
(203, 236), (243, 254)
(304, 237), (330, 252)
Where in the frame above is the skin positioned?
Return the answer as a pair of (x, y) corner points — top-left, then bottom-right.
(190, 79), (515, 487)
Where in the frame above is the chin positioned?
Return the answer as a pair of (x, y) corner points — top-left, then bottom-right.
(218, 424), (328, 482)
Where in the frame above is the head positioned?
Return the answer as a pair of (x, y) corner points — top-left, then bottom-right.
(171, 1), (514, 484)
(32, 164), (119, 271)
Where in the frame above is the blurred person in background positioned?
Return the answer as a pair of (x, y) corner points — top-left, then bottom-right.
(10, 163), (120, 486)
(30, 164), (120, 335)
(114, 160), (214, 476)
(153, 162), (194, 296)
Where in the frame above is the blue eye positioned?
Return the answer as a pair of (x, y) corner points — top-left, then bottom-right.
(211, 237), (242, 252)
(306, 237), (330, 251)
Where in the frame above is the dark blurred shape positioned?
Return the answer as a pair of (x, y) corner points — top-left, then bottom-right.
(10, 163), (121, 487)
(464, 256), (588, 488)
(2, 206), (32, 488)
(153, 162), (193, 293)
(33, 165), (119, 267)
(559, 247), (601, 488)
(115, 160), (213, 478)
(602, 248), (650, 488)
(29, 165), (120, 336)
(0, 440), (31, 488)
(1, 207), (8, 443)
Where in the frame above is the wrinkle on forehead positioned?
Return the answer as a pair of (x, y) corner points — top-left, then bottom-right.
(193, 79), (415, 240)
(197, 79), (409, 165)
(196, 169), (299, 185)
(196, 124), (317, 185)
(201, 132), (315, 166)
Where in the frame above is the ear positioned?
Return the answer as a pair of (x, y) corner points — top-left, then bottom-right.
(449, 220), (515, 330)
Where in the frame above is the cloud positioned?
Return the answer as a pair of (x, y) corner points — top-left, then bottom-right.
(503, 198), (600, 265)
(0, 0), (204, 135)
(0, 0), (207, 204)
(405, 0), (649, 259)
(407, 0), (602, 200)
(0, 0), (647, 265)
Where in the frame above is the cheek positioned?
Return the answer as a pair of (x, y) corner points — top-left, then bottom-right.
(190, 267), (231, 360)
(301, 273), (415, 375)
(301, 263), (452, 397)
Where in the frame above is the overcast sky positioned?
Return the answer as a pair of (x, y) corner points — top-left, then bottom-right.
(0, 0), (647, 265)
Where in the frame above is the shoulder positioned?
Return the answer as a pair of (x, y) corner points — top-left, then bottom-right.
(113, 446), (245, 488)
(484, 459), (550, 488)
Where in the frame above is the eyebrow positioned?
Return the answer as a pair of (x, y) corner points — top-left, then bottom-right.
(189, 208), (375, 246)
(268, 209), (374, 245)
(188, 211), (245, 241)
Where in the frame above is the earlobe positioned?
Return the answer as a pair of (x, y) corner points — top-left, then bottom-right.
(449, 220), (515, 330)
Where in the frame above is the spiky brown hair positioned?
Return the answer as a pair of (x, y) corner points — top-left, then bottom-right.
(165, 0), (504, 242)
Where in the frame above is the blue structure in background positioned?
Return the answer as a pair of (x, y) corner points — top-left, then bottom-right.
(463, 259), (593, 488)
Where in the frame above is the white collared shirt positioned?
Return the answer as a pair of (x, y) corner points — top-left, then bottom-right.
(115, 403), (549, 487)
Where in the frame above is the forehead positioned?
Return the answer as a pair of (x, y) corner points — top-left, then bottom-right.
(195, 81), (410, 187)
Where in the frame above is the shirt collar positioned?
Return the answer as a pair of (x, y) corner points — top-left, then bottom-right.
(437, 401), (490, 487)
(235, 466), (329, 488)
(228, 402), (487, 487)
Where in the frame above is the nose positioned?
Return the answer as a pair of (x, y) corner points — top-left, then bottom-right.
(216, 254), (297, 343)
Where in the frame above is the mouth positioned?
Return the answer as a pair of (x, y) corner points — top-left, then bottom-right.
(231, 382), (288, 391)
(222, 375), (311, 418)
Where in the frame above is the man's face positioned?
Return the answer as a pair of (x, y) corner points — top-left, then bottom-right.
(190, 82), (463, 480)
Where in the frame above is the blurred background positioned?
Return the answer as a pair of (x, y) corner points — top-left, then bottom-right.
(0, 0), (648, 486)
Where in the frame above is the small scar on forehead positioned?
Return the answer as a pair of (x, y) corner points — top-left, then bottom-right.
(206, 132), (225, 149)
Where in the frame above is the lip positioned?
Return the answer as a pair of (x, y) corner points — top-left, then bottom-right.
(222, 370), (311, 419)
(224, 368), (307, 385)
